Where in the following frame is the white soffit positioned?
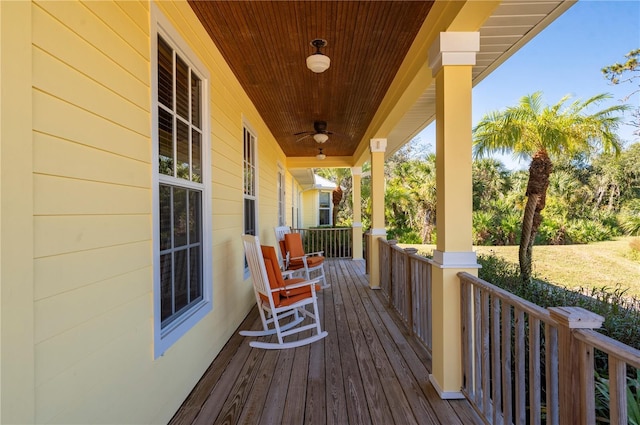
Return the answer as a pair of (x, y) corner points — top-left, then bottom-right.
(385, 0), (575, 158)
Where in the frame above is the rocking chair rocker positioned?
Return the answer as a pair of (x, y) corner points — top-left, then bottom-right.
(240, 234), (328, 349)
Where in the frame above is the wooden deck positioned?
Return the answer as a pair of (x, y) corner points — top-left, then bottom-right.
(169, 259), (482, 425)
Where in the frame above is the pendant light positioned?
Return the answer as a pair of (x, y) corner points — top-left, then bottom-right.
(306, 39), (330, 73)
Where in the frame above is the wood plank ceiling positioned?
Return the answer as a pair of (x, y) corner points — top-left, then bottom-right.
(188, 0), (434, 158)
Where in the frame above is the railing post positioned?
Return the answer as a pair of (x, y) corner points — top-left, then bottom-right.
(364, 230), (370, 274)
(404, 247), (417, 336)
(387, 240), (397, 307)
(549, 307), (604, 425)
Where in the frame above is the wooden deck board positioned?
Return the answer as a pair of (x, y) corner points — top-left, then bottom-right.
(170, 259), (483, 425)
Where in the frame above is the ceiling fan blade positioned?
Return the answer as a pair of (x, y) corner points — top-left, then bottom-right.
(293, 130), (313, 136)
(295, 134), (312, 142)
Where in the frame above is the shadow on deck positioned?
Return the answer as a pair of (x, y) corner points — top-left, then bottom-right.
(169, 259), (482, 425)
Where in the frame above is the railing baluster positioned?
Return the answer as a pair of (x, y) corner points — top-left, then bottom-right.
(481, 290), (491, 420)
(491, 296), (501, 425)
(501, 303), (512, 425)
(529, 317), (541, 425)
(515, 308), (525, 424)
(461, 280), (472, 397)
(405, 248), (417, 335)
(474, 286), (482, 408)
(609, 356), (627, 425)
(545, 323), (559, 425)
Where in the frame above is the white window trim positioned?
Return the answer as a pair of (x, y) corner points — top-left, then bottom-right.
(318, 191), (332, 226)
(242, 118), (259, 278)
(151, 4), (212, 358)
(277, 163), (285, 227)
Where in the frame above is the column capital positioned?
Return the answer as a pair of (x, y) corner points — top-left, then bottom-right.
(370, 138), (387, 153)
(432, 250), (480, 269)
(428, 32), (480, 76)
(351, 166), (363, 176)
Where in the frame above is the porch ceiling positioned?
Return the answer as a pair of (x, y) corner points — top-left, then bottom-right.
(188, 0), (573, 165)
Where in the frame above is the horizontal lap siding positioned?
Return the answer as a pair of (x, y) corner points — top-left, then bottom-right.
(32, 1), (153, 422)
(29, 0), (289, 423)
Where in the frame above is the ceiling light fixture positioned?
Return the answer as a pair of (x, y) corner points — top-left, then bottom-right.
(316, 148), (326, 160)
(313, 133), (329, 144)
(306, 39), (330, 73)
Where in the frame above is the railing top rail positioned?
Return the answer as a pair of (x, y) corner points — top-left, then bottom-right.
(574, 328), (640, 369)
(379, 239), (438, 266)
(292, 227), (352, 232)
(458, 272), (554, 323)
(408, 252), (437, 266)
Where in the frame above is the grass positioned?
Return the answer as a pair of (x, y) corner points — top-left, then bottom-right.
(402, 236), (640, 298)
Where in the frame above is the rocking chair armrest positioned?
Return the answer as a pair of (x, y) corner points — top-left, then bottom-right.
(270, 278), (320, 292)
(281, 269), (296, 279)
(290, 251), (323, 261)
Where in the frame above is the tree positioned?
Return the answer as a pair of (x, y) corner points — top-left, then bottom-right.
(473, 92), (629, 284)
(602, 49), (639, 137)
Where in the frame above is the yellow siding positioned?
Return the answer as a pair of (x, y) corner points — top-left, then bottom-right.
(302, 190), (318, 228)
(0, 1), (35, 423)
(0, 0), (295, 423)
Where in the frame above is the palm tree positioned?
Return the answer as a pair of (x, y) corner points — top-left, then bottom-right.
(473, 91), (629, 284)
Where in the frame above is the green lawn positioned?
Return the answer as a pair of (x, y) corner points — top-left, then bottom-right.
(402, 237), (640, 298)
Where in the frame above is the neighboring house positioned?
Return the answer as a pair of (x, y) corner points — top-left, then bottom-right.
(0, 1), (573, 423)
(300, 174), (337, 228)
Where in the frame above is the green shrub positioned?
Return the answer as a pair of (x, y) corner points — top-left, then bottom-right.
(595, 369), (640, 425)
(566, 219), (613, 244)
(477, 254), (640, 351)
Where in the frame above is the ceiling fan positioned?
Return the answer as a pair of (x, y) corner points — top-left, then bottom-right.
(295, 120), (333, 143)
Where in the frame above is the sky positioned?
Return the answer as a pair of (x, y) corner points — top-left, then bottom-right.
(417, 0), (640, 170)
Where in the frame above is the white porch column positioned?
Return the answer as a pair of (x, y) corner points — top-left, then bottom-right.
(351, 167), (363, 261)
(428, 32), (480, 399)
(368, 139), (386, 289)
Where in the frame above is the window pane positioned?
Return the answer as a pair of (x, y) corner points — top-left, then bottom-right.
(174, 249), (188, 313)
(176, 56), (189, 120)
(176, 120), (190, 180)
(157, 36), (173, 108)
(319, 192), (331, 208)
(244, 198), (255, 235)
(190, 246), (202, 302)
(189, 190), (201, 243)
(159, 185), (172, 251)
(319, 209), (330, 226)
(191, 72), (201, 129)
(160, 253), (173, 323)
(159, 108), (174, 176)
(192, 129), (202, 183)
(173, 188), (187, 247)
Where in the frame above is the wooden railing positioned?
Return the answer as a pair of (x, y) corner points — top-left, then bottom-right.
(378, 239), (432, 353)
(292, 227), (353, 258)
(459, 272), (640, 425)
(376, 239), (640, 424)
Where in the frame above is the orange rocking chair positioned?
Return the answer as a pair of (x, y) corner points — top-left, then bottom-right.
(283, 232), (329, 289)
(240, 234), (327, 349)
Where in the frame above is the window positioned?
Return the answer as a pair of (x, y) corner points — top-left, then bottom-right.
(277, 165), (285, 226)
(243, 125), (257, 239)
(319, 191), (331, 226)
(152, 7), (211, 358)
